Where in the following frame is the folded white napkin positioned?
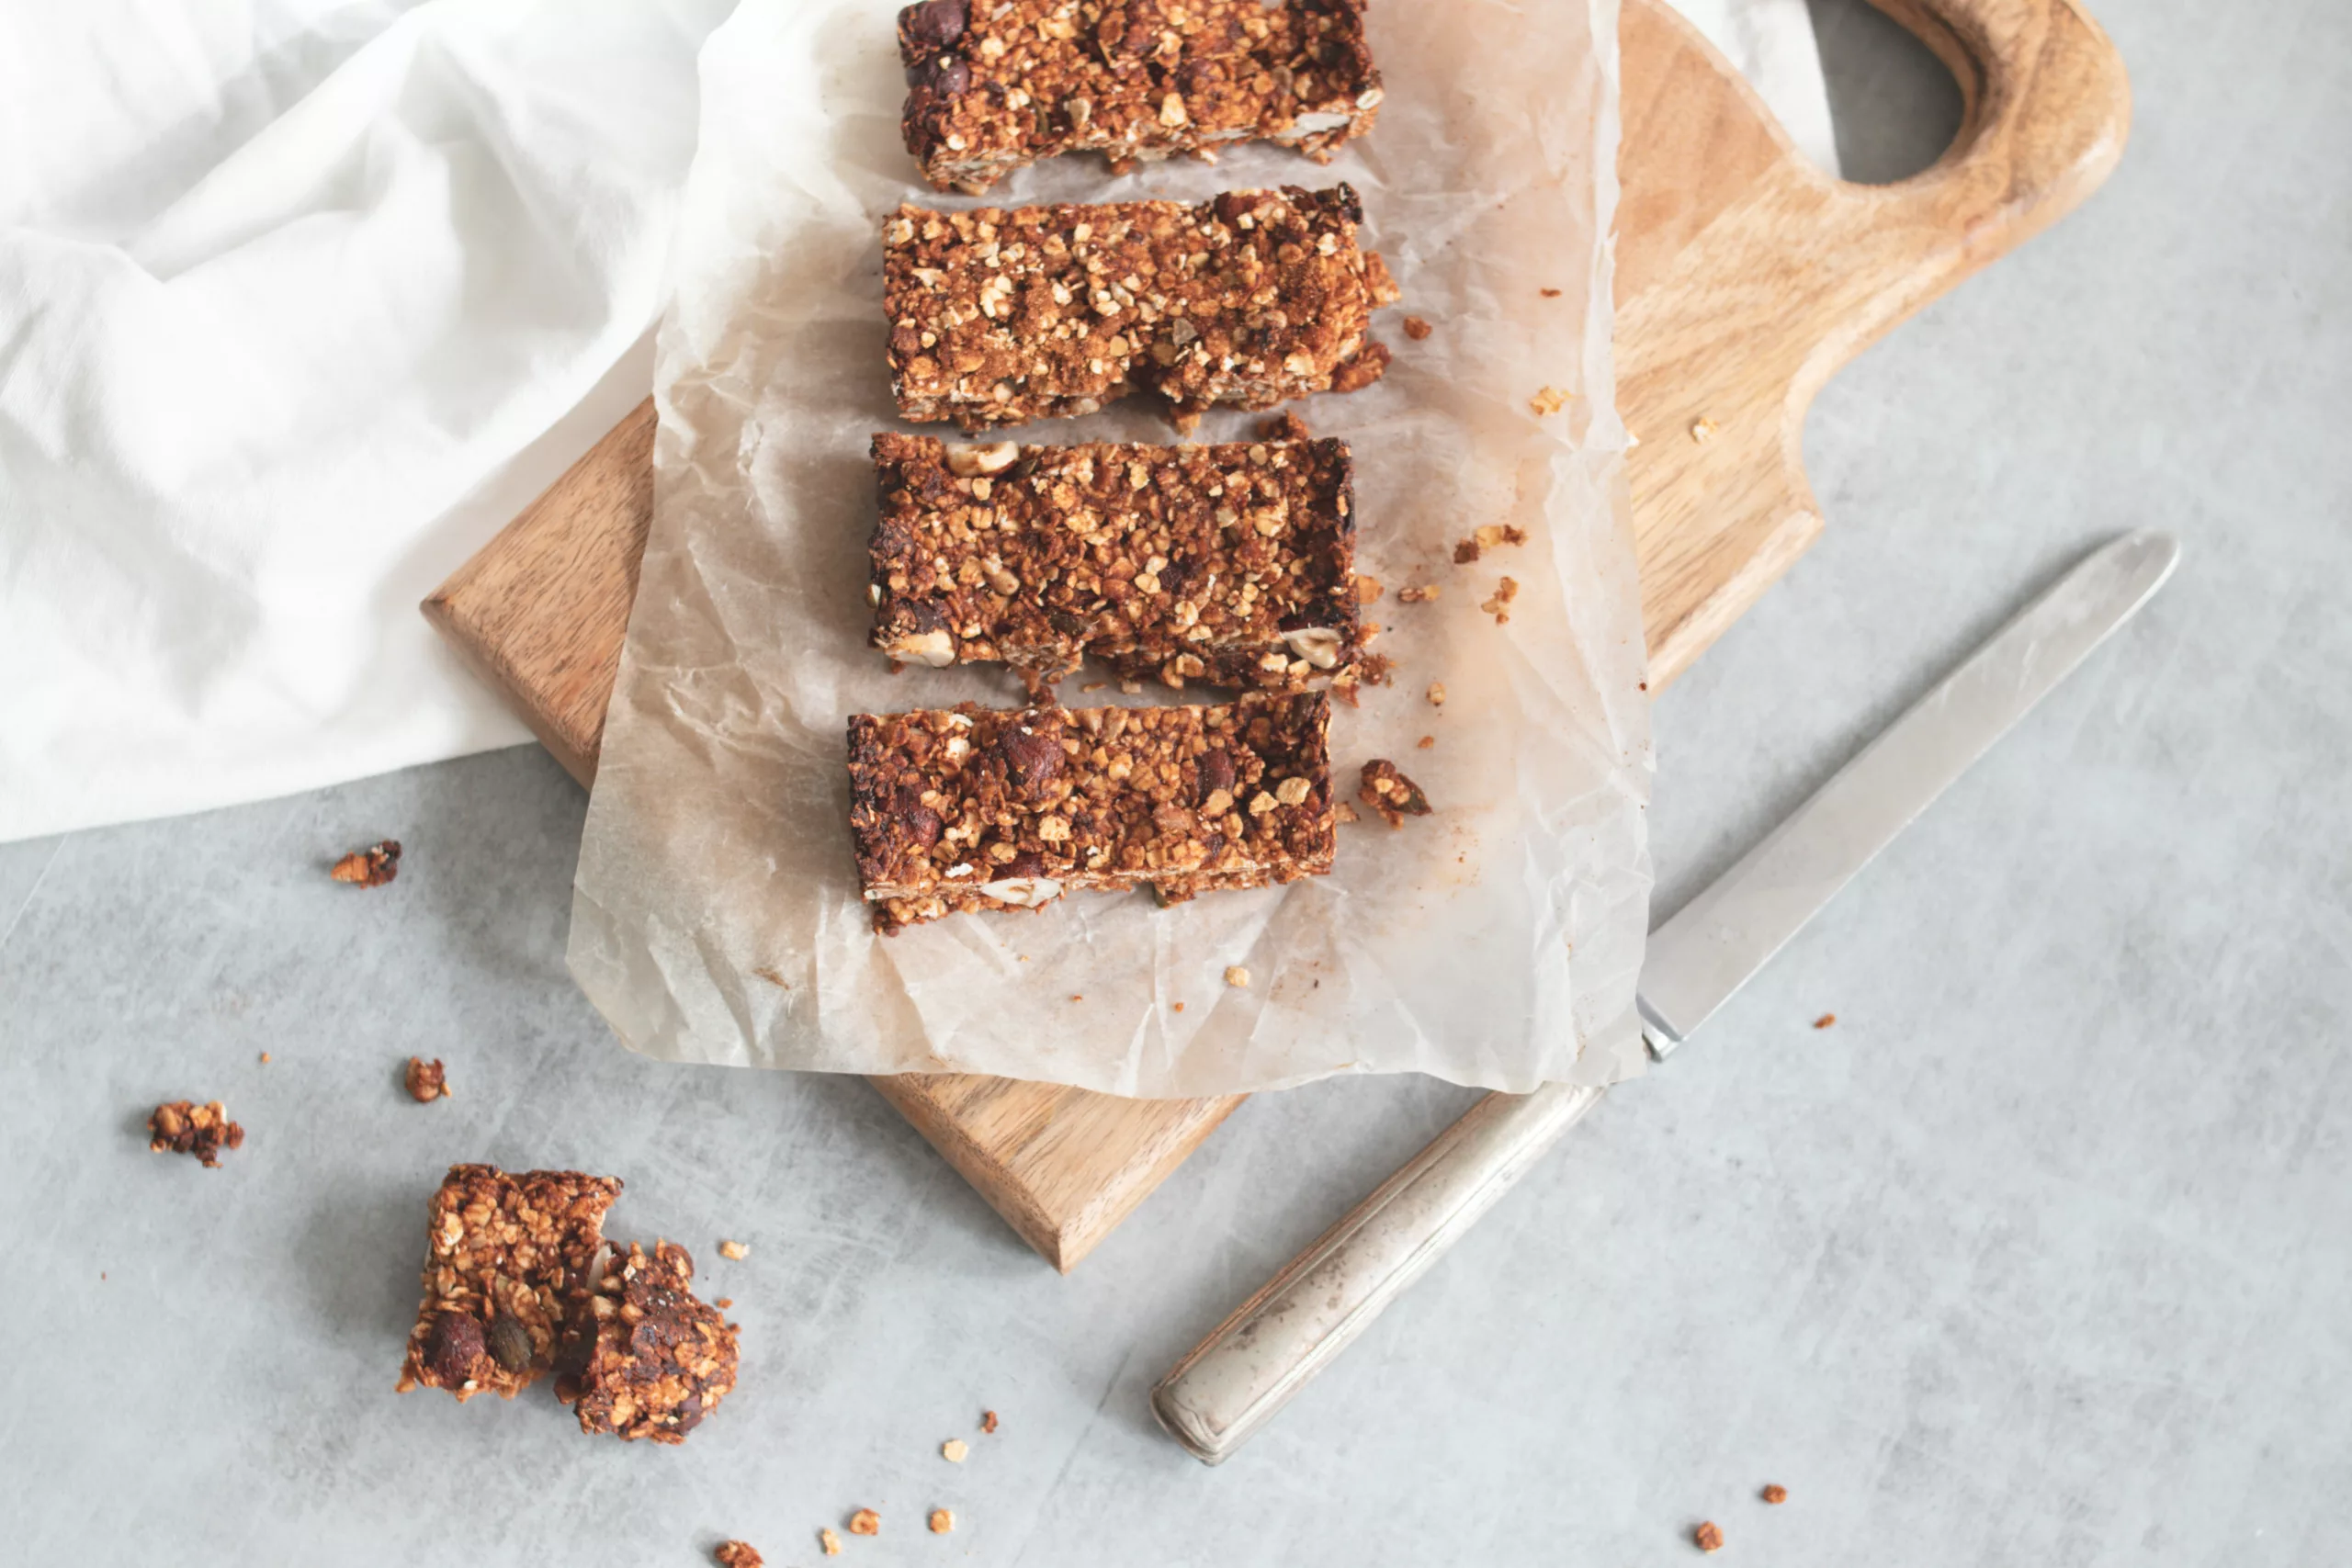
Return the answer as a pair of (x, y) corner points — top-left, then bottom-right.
(0, 0), (1829, 843)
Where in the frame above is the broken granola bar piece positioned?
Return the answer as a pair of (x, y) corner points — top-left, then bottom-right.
(899, 0), (1381, 195)
(1357, 758), (1430, 828)
(885, 186), (1396, 431)
(147, 1100), (243, 1168)
(557, 1241), (740, 1444)
(396, 1165), (622, 1402)
(848, 694), (1337, 932)
(870, 434), (1360, 694)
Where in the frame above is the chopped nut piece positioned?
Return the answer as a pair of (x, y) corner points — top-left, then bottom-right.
(1402, 315), (1433, 341)
(718, 1238), (750, 1260)
(1333, 801), (1361, 824)
(981, 1409), (1000, 1433)
(1427, 682), (1446, 706)
(397, 1165), (621, 1402)
(930, 1509), (955, 1535)
(556, 1241), (740, 1444)
(1690, 416), (1719, 443)
(1695, 1522), (1724, 1552)
(404, 1056), (447, 1103)
(820, 1529), (842, 1556)
(715, 1542), (763, 1568)
(1813, 1012), (1837, 1029)
(1529, 386), (1569, 417)
(147, 1100), (243, 1168)
(899, 0), (1381, 194)
(329, 840), (401, 887)
(1396, 584), (1440, 604)
(886, 186), (1393, 430)
(1358, 760), (1432, 829)
(1224, 965), (1251, 989)
(1353, 574), (1384, 604)
(1481, 576), (1520, 624)
(848, 1510), (880, 1538)
(1762, 1483), (1789, 1505)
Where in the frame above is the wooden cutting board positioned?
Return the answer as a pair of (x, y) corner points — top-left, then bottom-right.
(424, 0), (2126, 1270)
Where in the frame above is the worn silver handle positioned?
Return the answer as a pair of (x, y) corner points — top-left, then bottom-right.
(1151, 1080), (1608, 1462)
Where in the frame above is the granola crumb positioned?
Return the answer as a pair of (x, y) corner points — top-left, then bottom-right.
(1354, 574), (1384, 604)
(1529, 386), (1569, 417)
(752, 965), (791, 989)
(1397, 583), (1440, 604)
(1358, 652), (1395, 687)
(929, 1509), (955, 1535)
(1695, 1522), (1724, 1552)
(888, 659), (907, 675)
(820, 1528), (842, 1556)
(1814, 1013), (1837, 1029)
(1540, 287), (1563, 298)
(1416, 736), (1434, 750)
(1481, 577), (1520, 625)
(1762, 1483), (1788, 1505)
(1334, 801), (1361, 824)
(404, 1056), (448, 1103)
(147, 1100), (244, 1167)
(1402, 315), (1432, 341)
(1080, 682), (1107, 693)
(1172, 1001), (1186, 1013)
(848, 1510), (880, 1538)
(1453, 538), (1480, 564)
(1119, 678), (1144, 695)
(714, 1297), (733, 1309)
(715, 1542), (763, 1568)
(943, 1438), (969, 1462)
(718, 1239), (750, 1261)
(1427, 682), (1446, 706)
(329, 840), (401, 888)
(981, 1409), (1000, 1433)
(1358, 761), (1432, 829)
(1224, 965), (1250, 988)
(1690, 416), (1719, 443)
(1257, 410), (1314, 443)
(258, 1052), (271, 1065)
(1475, 524), (1527, 551)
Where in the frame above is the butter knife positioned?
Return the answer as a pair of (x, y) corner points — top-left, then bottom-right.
(1152, 529), (2182, 1463)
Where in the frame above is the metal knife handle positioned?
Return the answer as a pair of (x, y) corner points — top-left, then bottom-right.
(1151, 1081), (1606, 1463)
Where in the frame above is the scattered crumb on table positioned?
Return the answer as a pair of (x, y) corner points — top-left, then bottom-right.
(1480, 577), (1519, 625)
(1427, 682), (1446, 706)
(1762, 1483), (1788, 1504)
(943, 1438), (969, 1462)
(1690, 416), (1719, 443)
(329, 840), (401, 887)
(819, 1528), (842, 1556)
(1540, 288), (1563, 298)
(1416, 736), (1433, 750)
(1354, 573), (1384, 604)
(404, 1056), (448, 1103)
(848, 1509), (880, 1538)
(1813, 1013), (1837, 1030)
(1695, 1522), (1724, 1552)
(258, 1052), (271, 1065)
(1224, 966), (1250, 989)
(1529, 386), (1569, 417)
(718, 1239), (750, 1261)
(148, 1100), (243, 1167)
(1397, 583), (1440, 604)
(715, 1542), (763, 1568)
(929, 1509), (955, 1535)
(981, 1409), (1000, 1433)
(1403, 315), (1432, 340)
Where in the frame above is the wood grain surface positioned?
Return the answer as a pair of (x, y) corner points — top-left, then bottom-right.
(422, 0), (2127, 1272)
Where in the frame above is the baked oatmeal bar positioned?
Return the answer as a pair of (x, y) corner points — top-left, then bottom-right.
(556, 1241), (740, 1444)
(869, 432), (1360, 693)
(899, 0), (1382, 195)
(848, 693), (1335, 931)
(395, 1164), (623, 1402)
(884, 185), (1397, 431)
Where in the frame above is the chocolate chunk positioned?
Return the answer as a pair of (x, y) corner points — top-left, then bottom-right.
(1197, 748), (1237, 803)
(424, 1312), (486, 1386)
(900, 0), (967, 50)
(997, 722), (1063, 796)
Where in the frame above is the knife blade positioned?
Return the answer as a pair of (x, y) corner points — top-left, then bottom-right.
(1151, 530), (2181, 1464)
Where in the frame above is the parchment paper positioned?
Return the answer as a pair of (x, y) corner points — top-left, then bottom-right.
(568, 0), (1653, 1097)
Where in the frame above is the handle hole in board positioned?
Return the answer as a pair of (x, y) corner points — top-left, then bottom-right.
(1805, 0), (1966, 185)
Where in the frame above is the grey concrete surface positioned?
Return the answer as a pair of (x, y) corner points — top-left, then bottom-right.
(5, 2), (2348, 1562)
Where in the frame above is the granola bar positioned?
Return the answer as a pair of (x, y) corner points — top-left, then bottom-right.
(396, 1165), (623, 1402)
(556, 1242), (740, 1444)
(899, 0), (1382, 195)
(869, 433), (1359, 694)
(848, 693), (1335, 932)
(885, 185), (1396, 431)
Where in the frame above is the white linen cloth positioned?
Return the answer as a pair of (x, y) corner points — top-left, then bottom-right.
(0, 0), (1828, 844)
